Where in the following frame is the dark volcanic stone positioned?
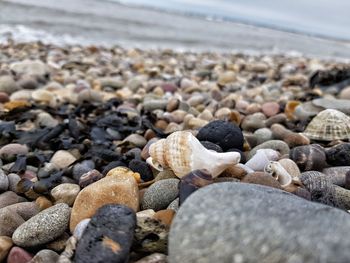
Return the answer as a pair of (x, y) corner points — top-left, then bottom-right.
(196, 120), (244, 151)
(326, 143), (350, 166)
(169, 182), (350, 263)
(74, 204), (136, 263)
(199, 141), (223, 152)
(128, 159), (154, 182)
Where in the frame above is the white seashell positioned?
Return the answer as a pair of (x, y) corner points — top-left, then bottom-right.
(245, 149), (280, 171)
(146, 131), (241, 178)
(265, 161), (292, 187)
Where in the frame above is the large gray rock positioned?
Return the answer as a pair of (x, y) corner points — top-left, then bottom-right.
(169, 182), (350, 263)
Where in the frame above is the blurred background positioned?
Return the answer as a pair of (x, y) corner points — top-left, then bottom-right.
(1, 0), (350, 58)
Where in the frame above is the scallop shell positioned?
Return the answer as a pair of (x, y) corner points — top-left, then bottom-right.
(303, 109), (350, 141)
(147, 131), (241, 178)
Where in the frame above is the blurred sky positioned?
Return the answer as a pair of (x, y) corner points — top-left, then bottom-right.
(119, 0), (350, 40)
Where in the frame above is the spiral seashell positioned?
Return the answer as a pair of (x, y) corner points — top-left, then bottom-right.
(264, 161), (292, 188)
(303, 109), (350, 141)
(289, 144), (326, 171)
(245, 149), (280, 171)
(300, 171), (338, 207)
(179, 169), (213, 205)
(147, 131), (241, 178)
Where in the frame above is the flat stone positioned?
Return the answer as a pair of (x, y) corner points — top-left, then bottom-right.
(142, 179), (179, 211)
(70, 171), (139, 232)
(169, 182), (350, 263)
(0, 236), (13, 262)
(12, 203), (70, 247)
(74, 204), (136, 263)
(312, 98), (350, 114)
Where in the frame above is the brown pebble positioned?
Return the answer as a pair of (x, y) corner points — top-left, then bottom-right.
(219, 165), (247, 180)
(242, 172), (282, 189)
(153, 209), (175, 227)
(0, 92), (9, 103)
(35, 196), (53, 211)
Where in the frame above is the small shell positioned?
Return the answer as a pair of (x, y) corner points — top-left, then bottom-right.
(289, 144), (326, 171)
(245, 149), (280, 171)
(179, 169), (213, 205)
(264, 161), (292, 188)
(147, 131), (240, 178)
(303, 109), (350, 141)
(278, 159), (301, 178)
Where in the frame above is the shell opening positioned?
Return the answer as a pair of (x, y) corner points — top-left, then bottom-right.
(146, 157), (164, 171)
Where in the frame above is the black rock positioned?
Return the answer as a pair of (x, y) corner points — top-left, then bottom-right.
(128, 159), (154, 182)
(326, 143), (350, 166)
(74, 204), (136, 263)
(196, 120), (244, 151)
(199, 141), (223, 152)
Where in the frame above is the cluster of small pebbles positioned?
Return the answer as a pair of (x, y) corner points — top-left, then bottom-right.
(1, 41), (350, 262)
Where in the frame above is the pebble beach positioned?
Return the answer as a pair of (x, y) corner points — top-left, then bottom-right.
(1, 40), (350, 263)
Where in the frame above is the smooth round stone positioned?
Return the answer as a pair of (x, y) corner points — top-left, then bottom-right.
(74, 204), (136, 263)
(248, 140), (290, 159)
(0, 236), (13, 262)
(5, 201), (39, 220)
(241, 113), (266, 132)
(142, 179), (179, 211)
(167, 198), (179, 212)
(0, 208), (25, 236)
(70, 172), (139, 232)
(253, 128), (273, 145)
(0, 144), (28, 161)
(73, 218), (91, 240)
(0, 75), (18, 94)
(9, 89), (33, 101)
(143, 100), (168, 111)
(261, 102), (280, 117)
(36, 112), (59, 128)
(12, 203), (70, 247)
(10, 60), (48, 77)
(312, 98), (350, 114)
(50, 183), (80, 206)
(0, 92), (9, 103)
(169, 183), (350, 263)
(72, 160), (95, 181)
(217, 71), (236, 85)
(77, 89), (103, 104)
(30, 249), (59, 263)
(79, 169), (103, 188)
(7, 174), (21, 193)
(50, 150), (77, 169)
(7, 246), (33, 263)
(339, 86), (350, 100)
(134, 253), (167, 263)
(0, 170), (9, 193)
(0, 192), (26, 209)
(196, 120), (244, 151)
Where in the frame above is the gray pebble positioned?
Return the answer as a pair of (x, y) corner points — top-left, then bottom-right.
(0, 191), (26, 209)
(142, 179), (179, 211)
(29, 249), (59, 263)
(0, 170), (9, 193)
(248, 140), (290, 159)
(12, 203), (71, 247)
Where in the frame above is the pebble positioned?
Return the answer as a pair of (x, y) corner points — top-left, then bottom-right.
(242, 172), (282, 189)
(128, 159), (154, 182)
(73, 218), (91, 240)
(6, 246), (33, 263)
(196, 120), (244, 151)
(248, 140), (290, 159)
(78, 169), (103, 188)
(166, 198), (179, 212)
(253, 128), (273, 145)
(70, 170), (139, 232)
(50, 150), (77, 169)
(0, 170), (9, 193)
(10, 60), (48, 78)
(0, 208), (25, 236)
(50, 183), (80, 206)
(326, 143), (350, 166)
(0, 144), (28, 162)
(135, 253), (167, 263)
(142, 179), (179, 211)
(72, 160), (95, 181)
(46, 232), (69, 252)
(29, 249), (59, 263)
(36, 112), (59, 127)
(5, 201), (39, 220)
(169, 182), (350, 263)
(7, 174), (21, 192)
(0, 236), (13, 262)
(261, 101), (280, 117)
(217, 71), (236, 85)
(312, 98), (350, 114)
(0, 75), (18, 94)
(241, 112), (266, 131)
(74, 204), (136, 263)
(339, 86), (350, 99)
(12, 203), (70, 247)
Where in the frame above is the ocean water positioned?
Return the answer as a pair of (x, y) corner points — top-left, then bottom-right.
(1, 0), (350, 59)
(118, 0), (350, 41)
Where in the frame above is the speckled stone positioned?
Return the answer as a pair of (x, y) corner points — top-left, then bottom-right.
(29, 249), (59, 263)
(142, 179), (179, 211)
(169, 183), (350, 263)
(12, 203), (70, 247)
(167, 198), (179, 212)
